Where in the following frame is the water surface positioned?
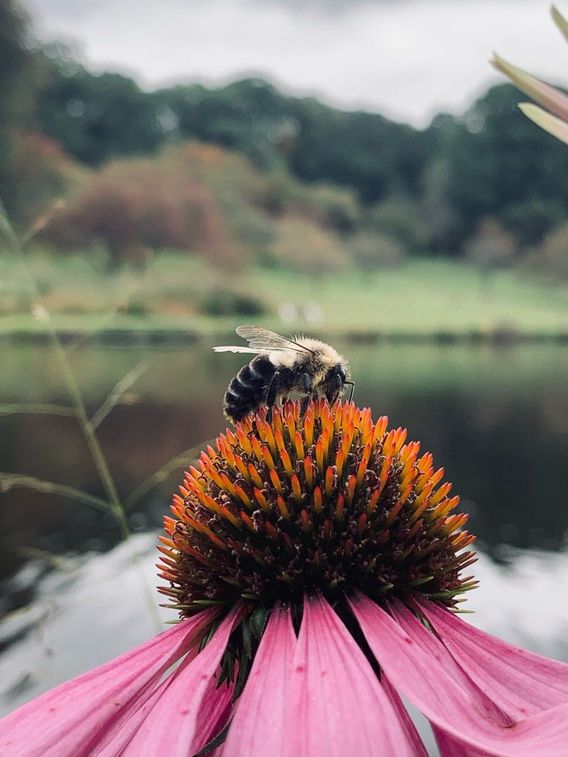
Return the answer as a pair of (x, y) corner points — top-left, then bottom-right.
(1, 340), (567, 716)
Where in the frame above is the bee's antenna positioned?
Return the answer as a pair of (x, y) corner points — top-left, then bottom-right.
(345, 381), (355, 402)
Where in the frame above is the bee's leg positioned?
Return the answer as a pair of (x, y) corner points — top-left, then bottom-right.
(325, 374), (343, 406)
(265, 370), (282, 423)
(300, 373), (314, 415)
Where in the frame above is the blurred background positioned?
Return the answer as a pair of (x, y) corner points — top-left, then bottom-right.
(1, 0), (567, 727)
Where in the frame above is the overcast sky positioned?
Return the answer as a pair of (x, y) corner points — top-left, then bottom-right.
(23, 0), (567, 127)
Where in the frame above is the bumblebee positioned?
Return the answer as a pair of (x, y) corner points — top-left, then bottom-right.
(214, 325), (354, 423)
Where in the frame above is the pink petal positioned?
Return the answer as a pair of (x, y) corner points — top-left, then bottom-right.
(223, 607), (296, 756)
(283, 594), (425, 756)
(191, 675), (235, 755)
(350, 594), (568, 755)
(491, 55), (568, 121)
(389, 600), (511, 727)
(418, 598), (568, 715)
(381, 675), (429, 756)
(103, 667), (235, 756)
(118, 608), (239, 756)
(95, 676), (174, 756)
(0, 611), (214, 757)
(433, 725), (491, 757)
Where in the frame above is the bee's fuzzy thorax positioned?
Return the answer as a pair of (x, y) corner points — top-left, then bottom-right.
(295, 337), (349, 372)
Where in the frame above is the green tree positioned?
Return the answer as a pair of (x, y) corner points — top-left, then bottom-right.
(154, 79), (430, 204)
(36, 48), (163, 166)
(0, 0), (38, 218)
(436, 84), (568, 251)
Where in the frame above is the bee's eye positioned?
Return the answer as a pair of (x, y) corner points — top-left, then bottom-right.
(326, 366), (344, 388)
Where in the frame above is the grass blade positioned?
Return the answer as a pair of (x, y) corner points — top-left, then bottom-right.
(0, 404), (76, 418)
(0, 473), (114, 512)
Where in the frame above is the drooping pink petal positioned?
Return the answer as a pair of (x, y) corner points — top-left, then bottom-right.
(108, 667), (234, 757)
(491, 54), (568, 121)
(0, 610), (215, 757)
(191, 674), (235, 755)
(96, 637), (234, 756)
(418, 598), (568, 715)
(351, 594), (568, 756)
(118, 608), (239, 757)
(519, 103), (568, 145)
(381, 675), (429, 756)
(432, 725), (492, 757)
(390, 599), (510, 726)
(223, 607), (296, 756)
(283, 594), (426, 756)
(95, 675), (175, 756)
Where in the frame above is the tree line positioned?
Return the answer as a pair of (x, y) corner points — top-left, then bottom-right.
(1, 0), (567, 261)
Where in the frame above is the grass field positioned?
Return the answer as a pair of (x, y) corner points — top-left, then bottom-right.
(1, 251), (568, 339)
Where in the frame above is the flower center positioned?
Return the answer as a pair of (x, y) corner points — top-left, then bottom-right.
(158, 400), (477, 618)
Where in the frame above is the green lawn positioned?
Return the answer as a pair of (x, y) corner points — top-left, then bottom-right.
(1, 252), (568, 339)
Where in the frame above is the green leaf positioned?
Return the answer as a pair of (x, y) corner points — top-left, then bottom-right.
(519, 102), (568, 144)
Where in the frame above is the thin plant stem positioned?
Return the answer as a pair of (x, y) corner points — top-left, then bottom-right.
(90, 359), (149, 431)
(0, 403), (76, 418)
(0, 205), (161, 630)
(123, 439), (215, 511)
(0, 211), (127, 535)
(0, 473), (114, 512)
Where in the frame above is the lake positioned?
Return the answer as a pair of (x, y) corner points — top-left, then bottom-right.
(1, 339), (568, 722)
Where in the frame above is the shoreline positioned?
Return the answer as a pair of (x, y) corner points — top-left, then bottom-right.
(3, 325), (568, 346)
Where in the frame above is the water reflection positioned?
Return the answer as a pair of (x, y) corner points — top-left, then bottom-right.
(1, 341), (567, 614)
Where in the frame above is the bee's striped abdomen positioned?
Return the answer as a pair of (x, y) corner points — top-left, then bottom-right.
(223, 355), (275, 423)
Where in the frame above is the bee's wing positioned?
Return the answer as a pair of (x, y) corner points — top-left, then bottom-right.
(235, 325), (314, 354)
(212, 346), (263, 354)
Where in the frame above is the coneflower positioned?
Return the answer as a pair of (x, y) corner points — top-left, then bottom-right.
(1, 401), (568, 756)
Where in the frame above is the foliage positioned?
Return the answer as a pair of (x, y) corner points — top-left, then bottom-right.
(530, 223), (568, 281)
(200, 286), (266, 317)
(9, 133), (87, 226)
(363, 196), (430, 254)
(263, 216), (348, 276)
(1, 5), (568, 266)
(34, 66), (568, 258)
(39, 145), (238, 270)
(464, 218), (516, 273)
(348, 231), (405, 272)
(36, 140), (362, 275)
(433, 85), (568, 251)
(0, 0), (43, 222)
(36, 69), (429, 204)
(36, 46), (163, 166)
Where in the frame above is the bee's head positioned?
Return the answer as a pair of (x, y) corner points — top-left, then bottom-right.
(322, 362), (351, 403)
